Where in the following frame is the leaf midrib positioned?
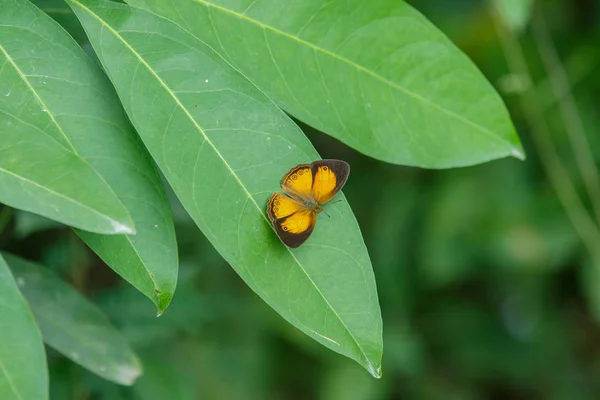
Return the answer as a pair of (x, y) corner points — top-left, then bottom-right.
(71, 0), (373, 369)
(194, 0), (517, 150)
(0, 42), (78, 153)
(0, 167), (125, 230)
(0, 38), (132, 233)
(5, 8), (170, 308)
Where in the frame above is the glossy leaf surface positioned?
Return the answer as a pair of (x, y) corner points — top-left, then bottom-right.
(0, 0), (134, 234)
(129, 0), (524, 168)
(0, 0), (178, 311)
(70, 0), (382, 376)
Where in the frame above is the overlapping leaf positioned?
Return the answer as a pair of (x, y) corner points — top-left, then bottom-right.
(0, 254), (47, 400)
(70, 0), (382, 376)
(0, 0), (178, 312)
(0, 1), (133, 235)
(128, 0), (524, 168)
(4, 253), (142, 386)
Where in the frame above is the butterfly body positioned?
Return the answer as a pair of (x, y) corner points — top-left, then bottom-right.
(267, 159), (350, 248)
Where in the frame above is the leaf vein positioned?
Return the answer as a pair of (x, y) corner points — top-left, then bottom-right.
(0, 167), (121, 227)
(72, 0), (372, 367)
(194, 0), (514, 147)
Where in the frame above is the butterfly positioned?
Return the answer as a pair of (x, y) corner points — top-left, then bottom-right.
(267, 159), (350, 248)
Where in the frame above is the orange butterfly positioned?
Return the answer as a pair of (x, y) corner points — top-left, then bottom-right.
(267, 159), (350, 248)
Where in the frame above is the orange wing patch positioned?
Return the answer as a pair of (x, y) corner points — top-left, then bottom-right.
(267, 192), (317, 248)
(281, 164), (313, 200)
(267, 193), (305, 221)
(279, 209), (316, 234)
(272, 209), (317, 248)
(311, 164), (338, 204)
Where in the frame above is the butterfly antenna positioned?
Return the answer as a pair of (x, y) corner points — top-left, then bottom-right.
(323, 209), (331, 218)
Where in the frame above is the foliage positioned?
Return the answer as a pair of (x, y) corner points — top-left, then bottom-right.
(2, 0), (599, 398)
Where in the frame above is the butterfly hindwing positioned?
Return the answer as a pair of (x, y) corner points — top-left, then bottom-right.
(267, 193), (316, 248)
(273, 209), (317, 248)
(267, 193), (305, 220)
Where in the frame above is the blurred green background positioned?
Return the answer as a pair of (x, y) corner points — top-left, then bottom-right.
(2, 0), (600, 398)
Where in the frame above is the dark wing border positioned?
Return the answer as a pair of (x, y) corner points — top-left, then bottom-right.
(280, 163), (312, 187)
(272, 212), (316, 248)
(310, 159), (350, 203)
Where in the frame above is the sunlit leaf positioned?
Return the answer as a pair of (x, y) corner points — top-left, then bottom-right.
(4, 253), (142, 386)
(0, 0), (133, 234)
(70, 0), (382, 376)
(129, 0), (524, 168)
(1, 0), (178, 312)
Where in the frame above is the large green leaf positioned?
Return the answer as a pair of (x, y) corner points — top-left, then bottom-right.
(0, 254), (48, 400)
(1, 0), (178, 312)
(4, 253), (142, 386)
(70, 0), (382, 376)
(0, 0), (133, 234)
(127, 0), (524, 168)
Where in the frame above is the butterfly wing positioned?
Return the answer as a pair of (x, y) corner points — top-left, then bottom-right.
(310, 159), (350, 205)
(280, 164), (313, 201)
(268, 159), (349, 248)
(267, 193), (317, 248)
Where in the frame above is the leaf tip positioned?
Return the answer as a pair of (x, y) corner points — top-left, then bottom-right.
(110, 219), (136, 235)
(115, 362), (143, 386)
(510, 146), (526, 161)
(154, 290), (173, 317)
(366, 362), (382, 379)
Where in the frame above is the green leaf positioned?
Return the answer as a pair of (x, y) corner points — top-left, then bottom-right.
(3, 253), (143, 386)
(0, 0), (133, 234)
(127, 0), (524, 168)
(1, 0), (178, 312)
(70, 0), (382, 377)
(0, 254), (48, 400)
(33, 0), (89, 45)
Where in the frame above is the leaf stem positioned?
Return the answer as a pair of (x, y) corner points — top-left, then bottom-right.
(533, 47), (597, 111)
(490, 3), (600, 263)
(530, 6), (600, 227)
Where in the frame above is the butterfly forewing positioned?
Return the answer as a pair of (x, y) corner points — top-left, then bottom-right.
(280, 164), (313, 201)
(310, 160), (350, 205)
